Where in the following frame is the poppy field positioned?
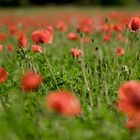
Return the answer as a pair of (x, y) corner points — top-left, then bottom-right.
(0, 7), (140, 140)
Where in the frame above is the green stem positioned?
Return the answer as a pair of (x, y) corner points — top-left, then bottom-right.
(80, 35), (93, 108)
(43, 49), (60, 90)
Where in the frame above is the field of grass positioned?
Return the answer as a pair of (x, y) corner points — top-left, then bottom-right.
(0, 7), (140, 140)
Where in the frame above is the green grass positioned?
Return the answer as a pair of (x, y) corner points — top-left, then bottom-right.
(0, 7), (140, 140)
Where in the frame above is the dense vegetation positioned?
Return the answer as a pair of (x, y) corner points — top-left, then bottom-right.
(0, 8), (140, 140)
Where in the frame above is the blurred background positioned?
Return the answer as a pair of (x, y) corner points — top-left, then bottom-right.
(0, 0), (139, 7)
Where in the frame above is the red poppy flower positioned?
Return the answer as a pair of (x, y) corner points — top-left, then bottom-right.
(117, 81), (140, 117)
(115, 47), (125, 56)
(68, 32), (78, 41)
(31, 45), (43, 53)
(0, 33), (6, 42)
(9, 25), (17, 35)
(0, 44), (3, 52)
(7, 44), (14, 52)
(0, 68), (8, 83)
(113, 24), (123, 32)
(100, 24), (111, 33)
(31, 29), (53, 44)
(71, 48), (83, 58)
(82, 37), (90, 44)
(21, 70), (42, 92)
(79, 18), (94, 34)
(46, 90), (81, 116)
(46, 25), (54, 34)
(103, 33), (111, 42)
(18, 35), (28, 48)
(126, 118), (135, 129)
(55, 21), (67, 32)
(129, 17), (140, 32)
(126, 114), (140, 129)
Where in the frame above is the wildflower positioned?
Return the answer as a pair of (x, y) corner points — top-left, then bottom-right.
(129, 17), (140, 32)
(71, 48), (83, 58)
(82, 37), (90, 44)
(45, 90), (81, 116)
(7, 44), (14, 52)
(18, 34), (28, 48)
(117, 81), (140, 117)
(21, 70), (42, 92)
(0, 68), (8, 83)
(103, 33), (111, 42)
(68, 32), (78, 41)
(115, 47), (125, 56)
(31, 45), (43, 53)
(113, 24), (123, 32)
(0, 33), (6, 42)
(126, 114), (140, 129)
(0, 44), (3, 52)
(56, 21), (67, 32)
(79, 18), (94, 34)
(31, 29), (53, 44)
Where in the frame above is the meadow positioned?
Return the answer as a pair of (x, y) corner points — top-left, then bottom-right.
(0, 7), (140, 140)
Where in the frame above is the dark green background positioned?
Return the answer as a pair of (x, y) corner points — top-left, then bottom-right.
(0, 0), (139, 6)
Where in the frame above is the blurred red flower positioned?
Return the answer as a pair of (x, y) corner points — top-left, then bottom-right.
(0, 44), (3, 52)
(117, 81), (140, 117)
(103, 33), (111, 42)
(31, 29), (53, 44)
(0, 68), (8, 83)
(71, 48), (83, 58)
(0, 33), (6, 42)
(7, 44), (14, 52)
(129, 17), (140, 32)
(115, 47), (125, 56)
(126, 114), (140, 129)
(82, 37), (90, 44)
(113, 24), (123, 32)
(79, 18), (94, 34)
(18, 35), (28, 48)
(46, 90), (81, 116)
(56, 21), (67, 32)
(21, 70), (42, 92)
(68, 32), (78, 41)
(31, 45), (43, 53)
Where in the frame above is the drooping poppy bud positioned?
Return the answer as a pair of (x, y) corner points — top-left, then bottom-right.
(18, 35), (28, 48)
